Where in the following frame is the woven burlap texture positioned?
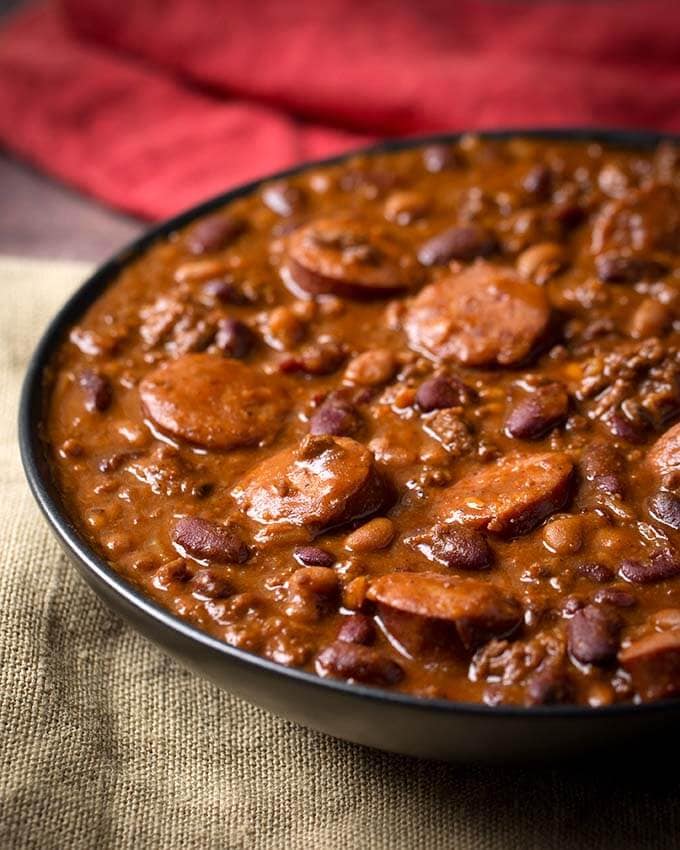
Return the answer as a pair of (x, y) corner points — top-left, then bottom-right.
(0, 256), (677, 850)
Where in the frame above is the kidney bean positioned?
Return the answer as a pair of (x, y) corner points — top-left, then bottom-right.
(580, 441), (626, 497)
(576, 562), (614, 584)
(568, 604), (621, 666)
(215, 318), (256, 358)
(191, 568), (233, 599)
(78, 369), (112, 413)
(345, 517), (395, 552)
(606, 410), (649, 444)
(417, 225), (497, 266)
(619, 549), (680, 584)
(415, 375), (472, 412)
(592, 587), (637, 608)
(337, 613), (376, 646)
(422, 144), (461, 173)
(525, 667), (572, 706)
(172, 516), (250, 564)
(522, 164), (552, 200)
(185, 214), (244, 254)
(202, 277), (253, 305)
(316, 641), (404, 685)
(309, 395), (361, 437)
(286, 566), (339, 622)
(549, 203), (586, 230)
(294, 545), (336, 567)
(344, 349), (397, 386)
(262, 181), (305, 217)
(594, 253), (668, 284)
(505, 382), (569, 440)
(426, 524), (494, 571)
(648, 490), (680, 530)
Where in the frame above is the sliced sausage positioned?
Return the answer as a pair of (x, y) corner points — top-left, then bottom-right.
(232, 435), (387, 534)
(505, 382), (569, 440)
(432, 452), (574, 537)
(402, 261), (551, 367)
(140, 354), (289, 450)
(591, 183), (680, 256)
(172, 516), (250, 564)
(367, 572), (522, 653)
(647, 422), (680, 479)
(285, 215), (419, 299)
(619, 630), (680, 700)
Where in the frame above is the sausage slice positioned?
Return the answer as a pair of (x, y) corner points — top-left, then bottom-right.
(647, 421), (680, 479)
(232, 435), (387, 534)
(402, 261), (551, 366)
(140, 353), (289, 449)
(619, 630), (680, 700)
(367, 572), (522, 652)
(433, 452), (574, 537)
(285, 215), (419, 299)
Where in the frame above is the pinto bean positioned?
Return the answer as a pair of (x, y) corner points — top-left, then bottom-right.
(316, 641), (404, 685)
(78, 369), (112, 412)
(279, 340), (347, 375)
(403, 262), (551, 367)
(140, 354), (289, 450)
(345, 517), (395, 552)
(185, 214), (244, 254)
(542, 515), (583, 555)
(567, 604), (621, 666)
(629, 298), (672, 339)
(505, 382), (569, 439)
(433, 452), (574, 537)
(516, 242), (566, 284)
(343, 349), (397, 386)
(619, 630), (680, 700)
(337, 613), (376, 645)
(172, 516), (250, 564)
(648, 491), (680, 531)
(384, 191), (428, 225)
(417, 225), (497, 266)
(619, 549), (680, 584)
(286, 566), (339, 622)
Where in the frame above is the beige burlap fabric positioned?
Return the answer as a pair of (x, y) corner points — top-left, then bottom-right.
(0, 256), (677, 850)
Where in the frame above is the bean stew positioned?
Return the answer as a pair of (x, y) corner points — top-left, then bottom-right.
(44, 136), (680, 707)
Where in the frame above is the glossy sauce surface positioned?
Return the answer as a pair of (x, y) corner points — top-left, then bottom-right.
(45, 137), (680, 706)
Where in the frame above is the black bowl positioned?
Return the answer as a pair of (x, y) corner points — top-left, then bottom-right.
(19, 128), (680, 762)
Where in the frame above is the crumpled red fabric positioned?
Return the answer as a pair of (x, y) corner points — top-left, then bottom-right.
(1, 0), (679, 220)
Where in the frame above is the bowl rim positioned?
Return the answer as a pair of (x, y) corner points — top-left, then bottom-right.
(19, 126), (680, 720)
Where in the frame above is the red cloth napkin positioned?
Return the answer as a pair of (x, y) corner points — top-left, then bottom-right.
(1, 0), (680, 220)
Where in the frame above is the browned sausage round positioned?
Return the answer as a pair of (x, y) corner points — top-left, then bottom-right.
(232, 434), (387, 534)
(432, 452), (574, 537)
(647, 421), (680, 479)
(402, 261), (551, 366)
(591, 183), (680, 256)
(285, 215), (420, 299)
(367, 572), (522, 652)
(619, 630), (680, 700)
(140, 353), (289, 450)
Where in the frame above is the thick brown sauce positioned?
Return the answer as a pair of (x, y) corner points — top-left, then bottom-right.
(45, 137), (680, 706)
